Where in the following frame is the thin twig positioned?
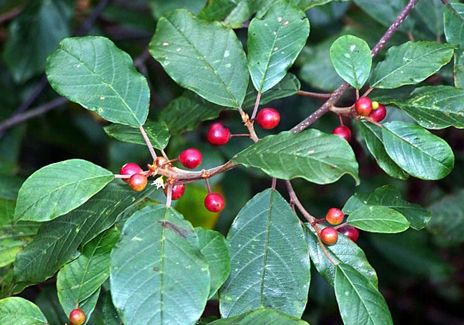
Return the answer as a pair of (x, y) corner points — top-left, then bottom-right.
(250, 92), (262, 120)
(165, 184), (172, 207)
(291, 0), (419, 133)
(0, 6), (22, 25)
(297, 90), (332, 99)
(271, 178), (277, 190)
(285, 181), (316, 224)
(238, 107), (259, 143)
(139, 126), (157, 160)
(75, 0), (112, 36)
(0, 98), (68, 132)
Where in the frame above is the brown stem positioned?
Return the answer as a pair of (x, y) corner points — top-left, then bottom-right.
(238, 107), (259, 143)
(165, 184), (172, 207)
(285, 181), (316, 224)
(250, 92), (262, 120)
(297, 90), (332, 99)
(291, 0), (419, 133)
(0, 7), (22, 25)
(139, 126), (157, 160)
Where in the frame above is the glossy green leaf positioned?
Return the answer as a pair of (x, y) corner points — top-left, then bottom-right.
(14, 182), (153, 287)
(371, 41), (454, 89)
(393, 86), (464, 129)
(305, 225), (378, 287)
(46, 36), (150, 127)
(242, 73), (301, 109)
(15, 159), (114, 222)
(0, 297), (48, 325)
(428, 190), (464, 246)
(159, 92), (226, 135)
(150, 10), (248, 108)
(343, 185), (431, 230)
(57, 229), (119, 315)
(233, 130), (359, 185)
(220, 189), (310, 318)
(3, 0), (73, 82)
(149, 0), (206, 18)
(247, 0), (309, 92)
(347, 206), (410, 233)
(444, 3), (464, 88)
(210, 308), (309, 324)
(110, 205), (210, 325)
(104, 120), (170, 149)
(0, 199), (38, 268)
(198, 0), (257, 28)
(196, 228), (230, 298)
(335, 264), (393, 325)
(382, 121), (454, 180)
(330, 35), (371, 89)
(356, 121), (409, 180)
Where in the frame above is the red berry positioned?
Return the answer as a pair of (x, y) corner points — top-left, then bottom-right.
(166, 184), (185, 200)
(320, 227), (338, 246)
(338, 225), (360, 242)
(332, 125), (351, 142)
(325, 208), (344, 225)
(179, 148), (202, 169)
(207, 123), (231, 145)
(255, 108), (280, 129)
(369, 104), (387, 122)
(69, 308), (86, 325)
(129, 174), (147, 192)
(355, 97), (373, 116)
(204, 192), (225, 213)
(120, 163), (143, 183)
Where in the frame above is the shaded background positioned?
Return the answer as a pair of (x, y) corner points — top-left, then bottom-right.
(0, 0), (463, 324)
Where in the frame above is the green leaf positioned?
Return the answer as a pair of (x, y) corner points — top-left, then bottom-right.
(242, 73), (301, 109)
(330, 35), (371, 89)
(428, 190), (464, 246)
(0, 200), (38, 268)
(104, 120), (170, 149)
(343, 185), (431, 230)
(71, 288), (101, 323)
(444, 3), (464, 88)
(57, 229), (119, 315)
(382, 121), (454, 180)
(150, 9), (249, 108)
(198, 0), (254, 29)
(210, 308), (309, 324)
(370, 41), (454, 89)
(14, 182), (153, 287)
(394, 86), (464, 129)
(15, 159), (114, 222)
(413, 0), (443, 38)
(195, 228), (230, 298)
(110, 205), (210, 325)
(335, 264), (393, 325)
(46, 36), (150, 127)
(159, 92), (226, 135)
(347, 206), (410, 233)
(305, 225), (378, 287)
(232, 130), (359, 185)
(3, 0), (73, 82)
(0, 297), (48, 325)
(356, 121), (409, 180)
(220, 189), (310, 318)
(247, 0), (309, 93)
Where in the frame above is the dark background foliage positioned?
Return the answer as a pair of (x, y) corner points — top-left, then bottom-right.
(0, 0), (463, 324)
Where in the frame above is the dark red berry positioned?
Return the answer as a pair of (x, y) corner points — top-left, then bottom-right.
(207, 122), (231, 145)
(255, 108), (280, 129)
(129, 174), (147, 192)
(338, 225), (360, 242)
(369, 104), (387, 122)
(325, 208), (344, 225)
(320, 227), (338, 246)
(69, 308), (86, 325)
(204, 192), (225, 213)
(355, 97), (373, 116)
(179, 148), (202, 169)
(120, 163), (143, 183)
(166, 184), (185, 200)
(332, 125), (352, 142)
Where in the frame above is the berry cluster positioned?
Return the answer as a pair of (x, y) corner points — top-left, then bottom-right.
(69, 308), (86, 325)
(332, 97), (387, 142)
(319, 207), (359, 246)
